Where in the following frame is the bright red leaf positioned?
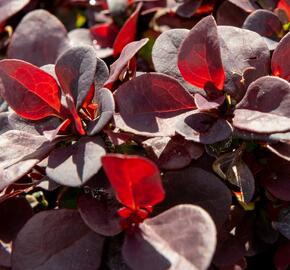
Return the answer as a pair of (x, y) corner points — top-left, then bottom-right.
(0, 59), (62, 120)
(101, 154), (165, 211)
(178, 15), (225, 90)
(113, 3), (142, 57)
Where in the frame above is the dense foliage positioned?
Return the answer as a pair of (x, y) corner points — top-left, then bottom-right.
(0, 0), (290, 269)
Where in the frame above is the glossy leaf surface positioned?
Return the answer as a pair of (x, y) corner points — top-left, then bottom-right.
(101, 154), (165, 210)
(0, 59), (61, 120)
(178, 16), (225, 90)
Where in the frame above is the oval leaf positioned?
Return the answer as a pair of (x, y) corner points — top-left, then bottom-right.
(8, 9), (70, 67)
(0, 59), (61, 120)
(114, 73), (196, 137)
(12, 209), (104, 270)
(233, 76), (290, 133)
(101, 154), (165, 210)
(178, 15), (225, 90)
(123, 205), (217, 270)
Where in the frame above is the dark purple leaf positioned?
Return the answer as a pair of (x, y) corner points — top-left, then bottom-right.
(143, 136), (204, 170)
(175, 111), (233, 144)
(178, 16), (225, 90)
(216, 1), (248, 27)
(12, 209), (104, 270)
(114, 73), (196, 137)
(175, 0), (203, 18)
(87, 88), (115, 135)
(276, 207), (290, 239)
(77, 192), (121, 236)
(272, 32), (290, 81)
(123, 205), (216, 270)
(0, 197), (33, 243)
(233, 76), (290, 133)
(274, 241), (290, 270)
(55, 45), (98, 109)
(218, 26), (270, 102)
(105, 38), (149, 87)
(157, 167), (232, 228)
(267, 142), (290, 161)
(7, 9), (70, 67)
(152, 28), (200, 93)
(46, 136), (106, 187)
(243, 10), (283, 41)
(0, 130), (59, 191)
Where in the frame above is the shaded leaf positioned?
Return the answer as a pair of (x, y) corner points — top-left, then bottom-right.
(0, 241), (10, 268)
(114, 73), (195, 137)
(87, 88), (115, 135)
(272, 32), (290, 81)
(266, 142), (290, 161)
(175, 111), (233, 144)
(233, 76), (290, 133)
(0, 59), (62, 120)
(78, 192), (121, 236)
(276, 207), (290, 239)
(143, 136), (204, 170)
(274, 241), (290, 270)
(0, 197), (33, 243)
(113, 3), (142, 57)
(157, 167), (232, 228)
(12, 209), (104, 270)
(106, 38), (149, 87)
(243, 10), (283, 41)
(175, 0), (203, 18)
(46, 136), (106, 187)
(123, 205), (216, 270)
(178, 16), (225, 90)
(227, 0), (258, 12)
(194, 93), (225, 111)
(8, 9), (70, 67)
(0, 130), (59, 190)
(101, 154), (164, 210)
(218, 26), (270, 102)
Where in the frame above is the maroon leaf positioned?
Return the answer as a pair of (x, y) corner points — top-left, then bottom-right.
(0, 59), (62, 120)
(0, 197), (33, 243)
(0, 130), (59, 191)
(274, 241), (290, 270)
(243, 10), (283, 41)
(272, 32), (290, 81)
(101, 154), (164, 211)
(233, 76), (290, 133)
(87, 88), (115, 135)
(7, 9), (70, 67)
(143, 136), (204, 170)
(0, 0), (30, 26)
(113, 3), (142, 57)
(12, 209), (104, 270)
(216, 1), (248, 28)
(78, 192), (121, 236)
(55, 45), (98, 109)
(123, 205), (217, 270)
(152, 28), (200, 93)
(267, 142), (290, 162)
(105, 38), (149, 87)
(157, 167), (232, 228)
(218, 26), (270, 102)
(114, 73), (196, 137)
(46, 136), (106, 187)
(175, 111), (233, 144)
(178, 16), (225, 90)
